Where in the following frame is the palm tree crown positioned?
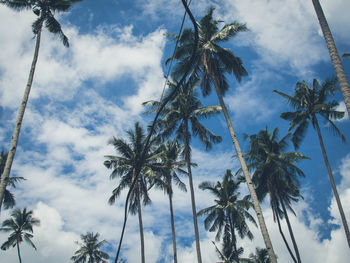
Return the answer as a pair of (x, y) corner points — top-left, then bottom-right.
(71, 232), (109, 263)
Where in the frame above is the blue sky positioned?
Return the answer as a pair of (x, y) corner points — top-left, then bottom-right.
(0, 0), (350, 262)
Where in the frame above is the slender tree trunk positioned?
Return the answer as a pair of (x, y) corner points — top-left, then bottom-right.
(312, 0), (350, 116)
(0, 27), (42, 213)
(17, 241), (22, 263)
(276, 214), (297, 263)
(228, 214), (239, 262)
(184, 120), (202, 263)
(212, 83), (277, 263)
(137, 190), (146, 263)
(313, 115), (350, 248)
(281, 200), (302, 263)
(168, 187), (178, 263)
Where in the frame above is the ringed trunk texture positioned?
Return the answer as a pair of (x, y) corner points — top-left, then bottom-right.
(213, 84), (277, 263)
(0, 28), (42, 212)
(137, 191), (146, 263)
(184, 120), (202, 263)
(17, 241), (22, 263)
(276, 213), (297, 263)
(312, 0), (350, 116)
(314, 116), (350, 248)
(168, 189), (178, 263)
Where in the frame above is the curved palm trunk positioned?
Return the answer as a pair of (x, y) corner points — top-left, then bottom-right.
(184, 120), (202, 263)
(312, 0), (350, 116)
(281, 201), (302, 263)
(137, 191), (146, 263)
(168, 187), (178, 263)
(212, 80), (277, 263)
(17, 241), (22, 263)
(0, 27), (42, 212)
(313, 115), (350, 248)
(276, 213), (297, 263)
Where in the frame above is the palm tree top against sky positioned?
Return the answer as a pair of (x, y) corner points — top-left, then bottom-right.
(0, 1), (349, 262)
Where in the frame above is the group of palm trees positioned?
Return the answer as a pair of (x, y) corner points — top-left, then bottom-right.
(0, 0), (349, 263)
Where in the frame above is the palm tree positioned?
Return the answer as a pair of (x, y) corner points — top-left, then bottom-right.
(212, 240), (245, 263)
(167, 7), (277, 262)
(144, 78), (222, 263)
(0, 151), (25, 209)
(0, 0), (84, 212)
(0, 208), (40, 263)
(71, 232), (109, 263)
(149, 140), (187, 263)
(312, 0), (350, 116)
(247, 248), (271, 263)
(198, 170), (256, 262)
(104, 122), (163, 263)
(273, 78), (350, 248)
(243, 128), (308, 263)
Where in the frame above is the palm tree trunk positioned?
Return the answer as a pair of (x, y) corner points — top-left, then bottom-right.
(212, 81), (277, 263)
(276, 213), (297, 263)
(184, 120), (202, 263)
(17, 241), (22, 263)
(137, 191), (146, 263)
(313, 115), (350, 248)
(227, 215), (239, 262)
(168, 188), (178, 263)
(0, 27), (42, 212)
(281, 200), (302, 263)
(312, 0), (350, 116)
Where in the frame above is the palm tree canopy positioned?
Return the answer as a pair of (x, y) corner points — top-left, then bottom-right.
(104, 122), (163, 214)
(71, 232), (109, 263)
(0, 208), (40, 251)
(166, 6), (248, 97)
(198, 170), (256, 242)
(243, 127), (308, 220)
(2, 0), (84, 47)
(0, 151), (25, 209)
(273, 78), (345, 149)
(248, 247), (271, 263)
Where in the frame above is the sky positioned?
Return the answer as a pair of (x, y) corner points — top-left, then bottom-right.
(0, 0), (350, 262)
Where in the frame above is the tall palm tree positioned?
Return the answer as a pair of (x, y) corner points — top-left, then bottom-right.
(197, 170), (256, 262)
(0, 151), (25, 209)
(273, 78), (350, 248)
(247, 247), (271, 263)
(149, 140), (187, 263)
(104, 122), (163, 263)
(0, 0), (84, 212)
(71, 232), (109, 263)
(167, 7), (277, 262)
(0, 208), (40, 263)
(312, 0), (350, 116)
(243, 128), (308, 263)
(144, 78), (222, 263)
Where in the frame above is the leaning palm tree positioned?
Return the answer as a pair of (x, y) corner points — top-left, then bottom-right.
(273, 78), (350, 248)
(0, 0), (84, 212)
(144, 78), (222, 263)
(167, 7), (277, 262)
(149, 140), (187, 263)
(0, 208), (40, 263)
(0, 151), (25, 209)
(243, 128), (308, 263)
(198, 170), (256, 262)
(71, 232), (109, 263)
(312, 0), (350, 115)
(104, 122), (163, 263)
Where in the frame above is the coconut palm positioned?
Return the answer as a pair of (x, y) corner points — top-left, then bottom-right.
(0, 0), (84, 212)
(71, 232), (109, 263)
(104, 122), (163, 263)
(213, 240), (245, 263)
(312, 0), (350, 115)
(0, 208), (40, 263)
(0, 151), (25, 209)
(198, 170), (256, 262)
(273, 78), (349, 248)
(167, 7), (277, 262)
(243, 127), (308, 263)
(149, 140), (187, 263)
(247, 248), (271, 263)
(144, 78), (222, 263)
